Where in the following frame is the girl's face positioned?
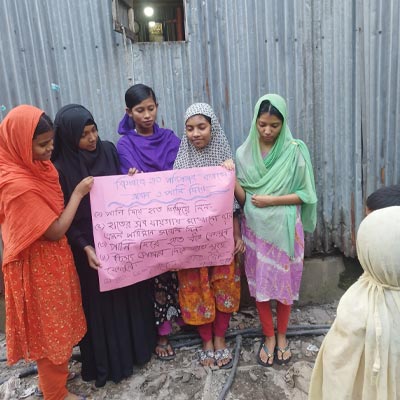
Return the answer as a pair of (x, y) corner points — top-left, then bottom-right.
(127, 96), (158, 135)
(79, 124), (98, 152)
(32, 130), (54, 161)
(256, 112), (283, 146)
(185, 115), (212, 150)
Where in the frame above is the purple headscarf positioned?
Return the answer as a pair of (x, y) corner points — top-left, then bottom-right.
(117, 113), (180, 173)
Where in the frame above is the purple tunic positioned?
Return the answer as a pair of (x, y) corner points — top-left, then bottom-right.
(117, 113), (180, 173)
(116, 113), (181, 328)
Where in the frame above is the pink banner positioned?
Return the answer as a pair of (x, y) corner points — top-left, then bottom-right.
(90, 166), (235, 291)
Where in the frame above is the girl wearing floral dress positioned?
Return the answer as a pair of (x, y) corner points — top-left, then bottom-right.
(173, 103), (245, 368)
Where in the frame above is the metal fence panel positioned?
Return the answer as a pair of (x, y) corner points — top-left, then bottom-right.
(0, 0), (399, 256)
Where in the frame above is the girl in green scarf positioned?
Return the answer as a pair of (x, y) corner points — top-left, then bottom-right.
(235, 94), (317, 367)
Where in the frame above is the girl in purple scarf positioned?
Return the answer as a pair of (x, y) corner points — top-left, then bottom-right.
(117, 85), (180, 174)
(117, 84), (181, 360)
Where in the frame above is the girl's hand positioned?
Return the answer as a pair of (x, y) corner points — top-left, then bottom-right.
(74, 176), (94, 198)
(221, 159), (235, 171)
(251, 194), (274, 208)
(84, 245), (101, 270)
(128, 167), (140, 176)
(234, 237), (246, 254)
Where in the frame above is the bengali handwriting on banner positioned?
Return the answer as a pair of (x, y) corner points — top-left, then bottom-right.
(90, 166), (235, 292)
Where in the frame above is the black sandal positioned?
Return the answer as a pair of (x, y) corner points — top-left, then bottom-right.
(154, 342), (176, 361)
(256, 342), (274, 367)
(275, 342), (292, 365)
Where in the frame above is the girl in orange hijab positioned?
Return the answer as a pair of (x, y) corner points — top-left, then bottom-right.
(0, 105), (93, 400)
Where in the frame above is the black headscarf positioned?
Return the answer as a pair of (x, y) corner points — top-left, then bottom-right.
(52, 104), (120, 218)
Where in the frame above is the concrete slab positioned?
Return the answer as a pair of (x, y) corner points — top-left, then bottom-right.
(299, 256), (346, 305)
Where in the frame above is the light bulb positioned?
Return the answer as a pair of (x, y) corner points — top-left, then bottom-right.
(144, 7), (154, 17)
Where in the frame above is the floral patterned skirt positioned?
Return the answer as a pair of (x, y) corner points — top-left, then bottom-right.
(3, 236), (86, 365)
(177, 260), (240, 325)
(154, 271), (181, 326)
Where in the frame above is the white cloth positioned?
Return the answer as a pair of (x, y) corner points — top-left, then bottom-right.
(308, 206), (400, 400)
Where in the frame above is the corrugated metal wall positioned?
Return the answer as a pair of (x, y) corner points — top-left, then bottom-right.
(0, 0), (399, 257)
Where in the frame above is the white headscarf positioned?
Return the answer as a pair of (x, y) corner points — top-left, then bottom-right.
(308, 206), (400, 400)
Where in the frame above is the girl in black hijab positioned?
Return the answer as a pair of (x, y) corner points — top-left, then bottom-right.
(52, 104), (156, 387)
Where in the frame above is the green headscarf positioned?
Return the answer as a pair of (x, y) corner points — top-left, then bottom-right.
(236, 94), (317, 257)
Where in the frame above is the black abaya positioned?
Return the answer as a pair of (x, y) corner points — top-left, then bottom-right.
(53, 104), (156, 387)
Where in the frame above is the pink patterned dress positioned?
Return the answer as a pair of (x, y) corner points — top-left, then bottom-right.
(242, 207), (304, 305)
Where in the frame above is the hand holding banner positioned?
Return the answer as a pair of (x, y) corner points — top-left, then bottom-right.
(90, 166), (235, 291)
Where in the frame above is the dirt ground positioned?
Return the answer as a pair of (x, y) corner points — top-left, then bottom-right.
(0, 301), (338, 400)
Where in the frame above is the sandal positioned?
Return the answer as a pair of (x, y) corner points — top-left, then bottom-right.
(198, 349), (215, 366)
(275, 341), (292, 365)
(214, 348), (233, 369)
(154, 342), (176, 361)
(256, 342), (274, 367)
(34, 372), (78, 397)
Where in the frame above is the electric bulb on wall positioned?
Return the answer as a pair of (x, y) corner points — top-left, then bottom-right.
(144, 6), (154, 17)
(148, 21), (156, 28)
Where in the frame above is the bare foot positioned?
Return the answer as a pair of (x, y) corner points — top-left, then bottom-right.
(259, 335), (275, 365)
(276, 333), (292, 363)
(199, 339), (215, 367)
(155, 335), (175, 359)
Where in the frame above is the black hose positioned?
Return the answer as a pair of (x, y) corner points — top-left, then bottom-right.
(287, 324), (331, 330)
(218, 335), (242, 400)
(0, 365), (38, 386)
(288, 329), (329, 337)
(171, 327), (329, 349)
(234, 328), (329, 339)
(172, 338), (202, 349)
(18, 365), (38, 378)
(170, 324), (331, 342)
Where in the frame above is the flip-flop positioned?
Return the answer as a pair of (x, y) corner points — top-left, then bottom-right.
(256, 342), (274, 367)
(275, 341), (292, 365)
(155, 342), (176, 361)
(214, 348), (233, 370)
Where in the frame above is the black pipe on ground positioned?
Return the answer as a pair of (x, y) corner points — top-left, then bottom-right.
(171, 326), (329, 349)
(170, 324), (331, 342)
(0, 365), (37, 386)
(218, 335), (242, 400)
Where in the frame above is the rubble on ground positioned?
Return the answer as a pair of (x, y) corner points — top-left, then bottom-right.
(0, 301), (338, 400)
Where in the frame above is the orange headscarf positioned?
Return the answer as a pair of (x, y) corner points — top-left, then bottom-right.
(0, 105), (64, 264)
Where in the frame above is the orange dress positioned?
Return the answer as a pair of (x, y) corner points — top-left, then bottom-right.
(3, 236), (86, 364)
(1, 191), (86, 365)
(0, 105), (86, 366)
(178, 260), (241, 325)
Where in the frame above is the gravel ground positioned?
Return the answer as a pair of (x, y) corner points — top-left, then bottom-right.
(0, 301), (338, 400)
